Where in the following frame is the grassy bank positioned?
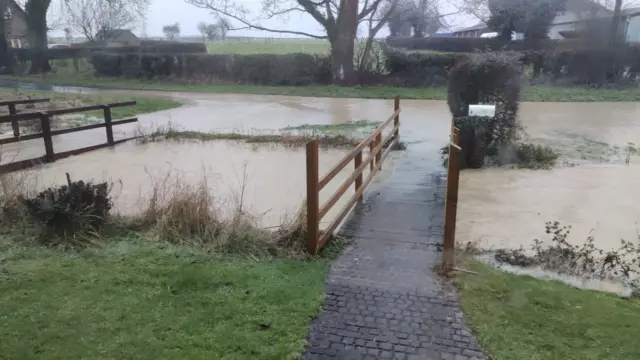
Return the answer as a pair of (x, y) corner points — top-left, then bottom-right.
(0, 87), (182, 119)
(0, 238), (329, 360)
(6, 73), (640, 102)
(456, 260), (640, 360)
(0, 170), (336, 359)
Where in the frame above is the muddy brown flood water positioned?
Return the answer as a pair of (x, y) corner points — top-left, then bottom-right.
(3, 93), (640, 260)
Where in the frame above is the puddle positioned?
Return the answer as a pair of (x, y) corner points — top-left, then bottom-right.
(15, 140), (390, 229)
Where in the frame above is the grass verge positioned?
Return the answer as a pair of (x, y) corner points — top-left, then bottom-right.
(0, 86), (182, 119)
(7, 73), (640, 102)
(0, 239), (330, 360)
(456, 260), (640, 360)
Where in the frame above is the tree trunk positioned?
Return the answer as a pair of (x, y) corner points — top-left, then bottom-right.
(25, 0), (51, 74)
(0, 0), (12, 74)
(358, 37), (375, 73)
(330, 0), (358, 84)
(611, 0), (623, 45)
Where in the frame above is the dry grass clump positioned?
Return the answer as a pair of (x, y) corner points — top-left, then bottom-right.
(126, 172), (309, 257)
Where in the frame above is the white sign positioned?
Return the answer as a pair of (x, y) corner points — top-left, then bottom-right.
(468, 104), (496, 118)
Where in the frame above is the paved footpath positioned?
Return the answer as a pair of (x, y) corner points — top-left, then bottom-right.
(302, 147), (485, 360)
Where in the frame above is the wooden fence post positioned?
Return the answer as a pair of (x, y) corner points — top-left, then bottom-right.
(442, 137), (461, 273)
(103, 105), (114, 146)
(394, 96), (400, 142)
(369, 142), (375, 171)
(8, 103), (19, 138)
(39, 112), (55, 162)
(375, 132), (382, 170)
(306, 140), (320, 254)
(355, 149), (363, 201)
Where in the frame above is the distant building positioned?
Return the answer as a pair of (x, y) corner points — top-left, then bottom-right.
(452, 23), (489, 38)
(95, 29), (140, 47)
(3, 0), (28, 48)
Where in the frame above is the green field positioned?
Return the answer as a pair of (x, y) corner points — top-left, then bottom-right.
(457, 261), (640, 360)
(206, 38), (331, 55)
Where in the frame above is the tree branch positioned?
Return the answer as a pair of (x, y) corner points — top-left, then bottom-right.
(186, 0), (329, 38)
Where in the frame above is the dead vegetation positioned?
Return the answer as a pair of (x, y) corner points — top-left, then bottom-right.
(0, 166), (312, 258)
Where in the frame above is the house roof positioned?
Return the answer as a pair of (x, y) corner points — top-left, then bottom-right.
(622, 7), (640, 17)
(453, 23), (488, 33)
(5, 0), (27, 18)
(97, 29), (137, 40)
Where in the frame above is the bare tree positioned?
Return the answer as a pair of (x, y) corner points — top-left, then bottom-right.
(184, 0), (393, 83)
(163, 22), (180, 40)
(62, 0), (150, 42)
(217, 17), (230, 39)
(64, 27), (72, 43)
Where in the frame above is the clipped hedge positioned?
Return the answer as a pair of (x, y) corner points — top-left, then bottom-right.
(91, 52), (332, 85)
(384, 50), (466, 87)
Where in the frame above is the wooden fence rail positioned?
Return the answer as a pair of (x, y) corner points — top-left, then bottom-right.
(441, 122), (462, 274)
(305, 96), (401, 254)
(0, 98), (50, 138)
(0, 101), (139, 174)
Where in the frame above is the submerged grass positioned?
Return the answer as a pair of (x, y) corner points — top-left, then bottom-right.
(456, 260), (640, 360)
(283, 120), (382, 131)
(136, 123), (361, 149)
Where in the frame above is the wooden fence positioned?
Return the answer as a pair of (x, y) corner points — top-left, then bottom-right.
(305, 96), (401, 254)
(0, 98), (50, 138)
(0, 101), (139, 173)
(441, 121), (462, 273)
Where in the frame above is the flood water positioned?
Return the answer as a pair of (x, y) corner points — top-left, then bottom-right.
(2, 88), (640, 258)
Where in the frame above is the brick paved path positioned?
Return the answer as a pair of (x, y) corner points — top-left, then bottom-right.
(302, 148), (485, 360)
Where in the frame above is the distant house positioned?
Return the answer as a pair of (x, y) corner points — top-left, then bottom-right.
(452, 0), (618, 41)
(94, 29), (140, 47)
(3, 0), (28, 48)
(453, 23), (489, 38)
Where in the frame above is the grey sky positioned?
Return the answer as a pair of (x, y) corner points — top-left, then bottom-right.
(51, 0), (480, 38)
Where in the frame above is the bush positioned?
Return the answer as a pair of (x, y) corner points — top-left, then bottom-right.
(447, 52), (522, 169)
(384, 49), (466, 87)
(514, 143), (558, 169)
(90, 52), (332, 85)
(23, 181), (112, 244)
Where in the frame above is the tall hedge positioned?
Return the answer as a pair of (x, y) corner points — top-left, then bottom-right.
(447, 52), (522, 168)
(90, 52), (332, 85)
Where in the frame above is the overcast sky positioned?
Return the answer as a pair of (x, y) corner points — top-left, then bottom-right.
(50, 0), (480, 38)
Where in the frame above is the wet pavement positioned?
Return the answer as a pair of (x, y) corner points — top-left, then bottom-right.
(303, 144), (485, 360)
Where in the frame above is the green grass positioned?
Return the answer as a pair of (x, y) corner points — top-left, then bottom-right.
(6, 73), (640, 102)
(0, 239), (330, 360)
(283, 120), (382, 131)
(456, 260), (640, 360)
(206, 38), (330, 55)
(0, 87), (182, 119)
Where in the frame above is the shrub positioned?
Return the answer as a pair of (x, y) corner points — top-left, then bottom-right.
(23, 181), (112, 244)
(514, 143), (558, 169)
(384, 49), (466, 87)
(447, 52), (522, 168)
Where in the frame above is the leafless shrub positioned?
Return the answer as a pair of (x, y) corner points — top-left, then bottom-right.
(494, 221), (640, 294)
